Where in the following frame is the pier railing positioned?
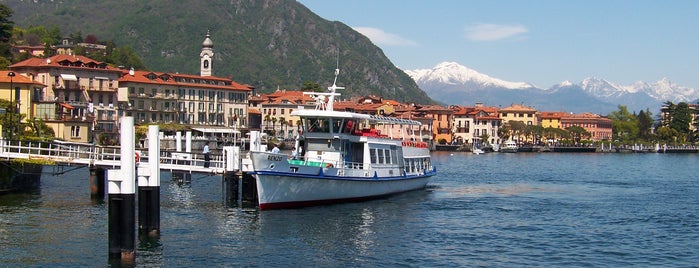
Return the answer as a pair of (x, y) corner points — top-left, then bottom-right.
(0, 139), (227, 173)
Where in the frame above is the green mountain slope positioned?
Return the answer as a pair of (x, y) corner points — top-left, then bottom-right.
(6, 0), (434, 104)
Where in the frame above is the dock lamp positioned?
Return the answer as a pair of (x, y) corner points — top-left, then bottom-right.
(7, 71), (14, 140)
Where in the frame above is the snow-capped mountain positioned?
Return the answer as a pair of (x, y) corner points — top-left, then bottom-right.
(580, 77), (698, 104)
(404, 62), (535, 90)
(407, 62), (699, 114)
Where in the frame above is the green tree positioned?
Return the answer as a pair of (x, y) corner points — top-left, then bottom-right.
(301, 81), (323, 92)
(498, 123), (511, 142)
(608, 105), (639, 142)
(108, 46), (146, 70)
(669, 102), (692, 134)
(508, 120), (527, 142)
(278, 116), (287, 138)
(566, 125), (590, 144)
(637, 109), (654, 140)
(656, 126), (678, 144)
(0, 4), (13, 61)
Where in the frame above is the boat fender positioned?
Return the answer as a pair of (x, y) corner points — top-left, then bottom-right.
(135, 152), (140, 163)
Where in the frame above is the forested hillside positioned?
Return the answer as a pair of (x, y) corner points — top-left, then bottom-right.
(6, 0), (433, 103)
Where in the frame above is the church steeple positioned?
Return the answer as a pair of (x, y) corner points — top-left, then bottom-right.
(200, 30), (214, 76)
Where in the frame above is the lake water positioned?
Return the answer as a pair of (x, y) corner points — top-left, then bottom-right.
(1, 152), (698, 267)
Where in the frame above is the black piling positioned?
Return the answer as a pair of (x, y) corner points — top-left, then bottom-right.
(89, 167), (105, 199)
(138, 186), (160, 237)
(223, 171), (258, 207)
(108, 193), (136, 263)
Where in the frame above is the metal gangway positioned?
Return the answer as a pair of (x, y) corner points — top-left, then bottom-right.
(0, 139), (230, 174)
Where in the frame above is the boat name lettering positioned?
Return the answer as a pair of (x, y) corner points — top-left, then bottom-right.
(267, 155), (284, 161)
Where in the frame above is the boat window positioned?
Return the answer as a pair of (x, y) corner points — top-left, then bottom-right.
(332, 118), (343, 134)
(384, 150), (391, 164)
(370, 148), (377, 164)
(377, 149), (385, 164)
(305, 118), (330, 133)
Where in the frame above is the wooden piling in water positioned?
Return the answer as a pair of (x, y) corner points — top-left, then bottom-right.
(223, 171), (258, 207)
(89, 167), (105, 199)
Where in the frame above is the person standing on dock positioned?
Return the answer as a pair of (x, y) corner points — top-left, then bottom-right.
(203, 142), (210, 168)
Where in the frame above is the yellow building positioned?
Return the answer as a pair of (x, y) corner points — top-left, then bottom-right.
(499, 104), (538, 126)
(538, 111), (567, 129)
(0, 71), (45, 139)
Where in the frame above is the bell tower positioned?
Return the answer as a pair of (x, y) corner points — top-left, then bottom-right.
(200, 30), (214, 76)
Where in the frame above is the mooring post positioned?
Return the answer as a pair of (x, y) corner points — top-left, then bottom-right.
(185, 131), (192, 153)
(175, 131), (182, 152)
(89, 167), (105, 199)
(138, 125), (161, 237)
(106, 116), (136, 264)
(222, 146), (240, 206)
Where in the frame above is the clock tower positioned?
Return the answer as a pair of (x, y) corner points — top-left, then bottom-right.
(200, 30), (214, 76)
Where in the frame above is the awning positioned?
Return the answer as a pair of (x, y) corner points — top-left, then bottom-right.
(94, 76), (109, 80)
(192, 127), (241, 134)
(59, 103), (74, 109)
(60, 74), (77, 81)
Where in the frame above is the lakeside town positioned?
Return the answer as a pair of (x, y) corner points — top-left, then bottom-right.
(2, 31), (698, 153)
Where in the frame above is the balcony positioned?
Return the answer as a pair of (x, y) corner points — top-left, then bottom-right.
(86, 86), (118, 92)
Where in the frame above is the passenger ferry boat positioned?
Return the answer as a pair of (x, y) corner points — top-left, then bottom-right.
(248, 69), (436, 209)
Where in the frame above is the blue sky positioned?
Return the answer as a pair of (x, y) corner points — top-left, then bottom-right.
(298, 0), (699, 89)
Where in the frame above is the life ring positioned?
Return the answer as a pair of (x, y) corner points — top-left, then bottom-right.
(135, 152), (140, 163)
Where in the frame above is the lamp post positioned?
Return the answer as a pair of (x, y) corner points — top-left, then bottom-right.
(7, 71), (14, 140)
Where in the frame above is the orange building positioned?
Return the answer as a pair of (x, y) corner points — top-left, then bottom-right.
(560, 112), (613, 141)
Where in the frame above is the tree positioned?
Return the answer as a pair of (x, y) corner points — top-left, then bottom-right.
(479, 133), (490, 145)
(301, 81), (323, 92)
(278, 116), (287, 138)
(0, 4), (13, 60)
(498, 123), (511, 141)
(84, 34), (98, 44)
(669, 102), (692, 134)
(566, 125), (590, 144)
(656, 126), (678, 144)
(264, 114), (271, 132)
(108, 46), (146, 70)
(608, 105), (638, 142)
(508, 120), (527, 142)
(637, 109), (654, 140)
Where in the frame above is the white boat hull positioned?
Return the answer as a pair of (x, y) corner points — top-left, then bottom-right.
(249, 152), (435, 209)
(255, 173), (432, 209)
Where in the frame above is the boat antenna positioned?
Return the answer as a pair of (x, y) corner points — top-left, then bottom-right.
(302, 49), (342, 111)
(326, 49), (343, 110)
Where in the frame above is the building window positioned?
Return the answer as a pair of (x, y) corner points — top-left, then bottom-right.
(71, 126), (80, 138)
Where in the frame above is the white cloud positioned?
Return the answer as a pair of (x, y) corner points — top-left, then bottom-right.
(465, 23), (528, 41)
(353, 27), (418, 46)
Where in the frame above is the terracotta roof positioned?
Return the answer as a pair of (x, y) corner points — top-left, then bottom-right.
(539, 111), (568, 119)
(10, 55), (121, 73)
(0, 71), (45, 86)
(500, 104), (537, 112)
(119, 70), (251, 91)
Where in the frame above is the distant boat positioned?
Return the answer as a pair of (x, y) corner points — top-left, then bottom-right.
(500, 140), (518, 153)
(247, 68), (436, 210)
(472, 143), (484, 155)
